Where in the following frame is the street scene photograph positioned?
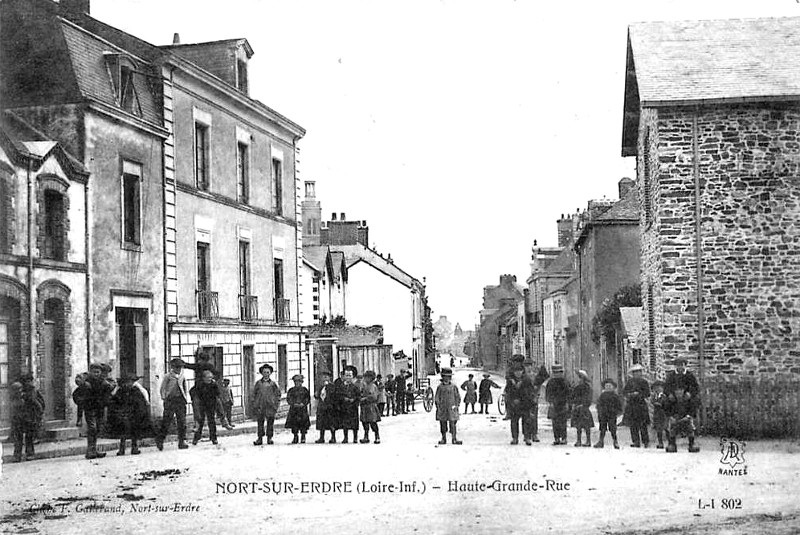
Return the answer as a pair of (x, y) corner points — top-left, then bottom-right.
(1, 0), (800, 534)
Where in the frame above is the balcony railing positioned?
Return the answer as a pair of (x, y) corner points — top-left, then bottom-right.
(239, 294), (259, 322)
(274, 298), (290, 323)
(197, 290), (219, 321)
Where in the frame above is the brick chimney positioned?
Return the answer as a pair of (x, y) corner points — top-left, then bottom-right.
(61, 0), (90, 14)
(173, 33), (181, 45)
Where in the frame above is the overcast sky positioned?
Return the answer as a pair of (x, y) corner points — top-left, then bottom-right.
(93, 0), (800, 329)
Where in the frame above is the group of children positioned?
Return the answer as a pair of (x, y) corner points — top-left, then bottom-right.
(544, 357), (701, 452)
(312, 365), (384, 444)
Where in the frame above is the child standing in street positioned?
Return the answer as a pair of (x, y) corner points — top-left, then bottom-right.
(219, 378), (234, 428)
(384, 374), (396, 416)
(623, 364), (651, 448)
(651, 380), (667, 448)
(285, 374), (311, 444)
(594, 378), (622, 449)
(314, 371), (336, 443)
(570, 370), (594, 447)
(545, 364), (570, 445)
(435, 368), (462, 445)
(10, 375), (44, 462)
(665, 384), (701, 453)
(252, 364), (281, 446)
(334, 365), (361, 443)
(359, 370), (381, 444)
(108, 373), (150, 455)
(73, 373), (88, 428)
(460, 374), (478, 414)
(192, 370), (220, 445)
(478, 373), (500, 414)
(81, 363), (114, 459)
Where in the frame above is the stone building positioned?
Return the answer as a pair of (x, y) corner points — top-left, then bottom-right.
(0, 118), (89, 432)
(572, 181), (641, 390)
(477, 274), (524, 371)
(622, 17), (800, 379)
(1, 0), (168, 415)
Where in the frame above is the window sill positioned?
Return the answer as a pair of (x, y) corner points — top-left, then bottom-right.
(121, 242), (142, 253)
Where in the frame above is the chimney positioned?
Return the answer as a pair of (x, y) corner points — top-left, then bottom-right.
(61, 0), (90, 14)
(618, 177), (635, 199)
(340, 212), (346, 221)
(557, 214), (574, 248)
(173, 33), (181, 45)
(331, 213), (337, 221)
(304, 181), (316, 199)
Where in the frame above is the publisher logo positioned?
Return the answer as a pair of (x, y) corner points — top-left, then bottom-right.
(719, 438), (747, 476)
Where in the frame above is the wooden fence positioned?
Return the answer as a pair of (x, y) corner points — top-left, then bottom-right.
(700, 374), (800, 439)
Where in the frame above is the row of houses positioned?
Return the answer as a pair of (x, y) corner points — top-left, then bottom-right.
(477, 16), (800, 405)
(0, 0), (431, 435)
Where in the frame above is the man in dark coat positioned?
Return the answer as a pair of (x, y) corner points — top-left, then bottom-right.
(570, 370), (594, 447)
(384, 374), (397, 416)
(108, 373), (150, 455)
(505, 364), (537, 445)
(315, 371), (337, 443)
(395, 370), (407, 414)
(192, 370), (220, 445)
(478, 373), (500, 414)
(623, 364), (651, 448)
(156, 358), (190, 451)
(80, 362), (114, 459)
(545, 364), (570, 445)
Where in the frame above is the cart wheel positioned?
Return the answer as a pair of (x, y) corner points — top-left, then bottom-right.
(497, 393), (506, 416)
(423, 387), (434, 412)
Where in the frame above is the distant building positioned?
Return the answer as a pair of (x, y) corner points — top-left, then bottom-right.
(477, 274), (524, 371)
(623, 17), (800, 378)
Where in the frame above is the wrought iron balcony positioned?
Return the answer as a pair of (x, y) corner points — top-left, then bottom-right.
(196, 290), (219, 320)
(239, 294), (259, 322)
(274, 298), (290, 323)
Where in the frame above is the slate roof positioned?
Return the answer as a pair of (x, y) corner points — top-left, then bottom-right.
(622, 16), (800, 155)
(330, 244), (420, 289)
(594, 187), (639, 223)
(543, 247), (575, 275)
(0, 113), (89, 178)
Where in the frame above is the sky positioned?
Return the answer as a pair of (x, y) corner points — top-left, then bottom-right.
(92, 0), (800, 329)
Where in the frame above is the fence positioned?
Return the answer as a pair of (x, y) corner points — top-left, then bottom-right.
(700, 374), (800, 439)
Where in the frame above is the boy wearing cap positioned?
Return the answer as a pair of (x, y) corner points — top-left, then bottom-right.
(252, 364), (282, 445)
(651, 380), (667, 448)
(505, 364), (537, 445)
(570, 370), (594, 447)
(664, 357), (701, 453)
(594, 378), (622, 449)
(435, 368), (462, 445)
(460, 374), (478, 414)
(376, 374), (387, 418)
(478, 373), (500, 414)
(10, 374), (44, 462)
(219, 378), (234, 428)
(384, 374), (396, 416)
(359, 370), (381, 444)
(315, 371), (337, 443)
(545, 364), (570, 445)
(285, 374), (311, 444)
(623, 365), (651, 448)
(157, 358), (190, 451)
(83, 363), (115, 459)
(108, 373), (150, 455)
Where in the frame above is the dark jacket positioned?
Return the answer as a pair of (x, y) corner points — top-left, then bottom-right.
(570, 380), (594, 428)
(505, 374), (537, 415)
(251, 378), (282, 418)
(107, 385), (151, 438)
(285, 386), (311, 431)
(545, 377), (570, 419)
(596, 391), (622, 421)
(664, 392), (698, 419)
(78, 374), (114, 412)
(333, 381), (360, 430)
(623, 377), (651, 424)
(12, 383), (45, 433)
(478, 378), (500, 404)
(315, 381), (336, 430)
(192, 381), (220, 410)
(664, 370), (700, 402)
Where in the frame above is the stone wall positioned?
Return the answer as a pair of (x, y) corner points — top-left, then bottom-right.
(640, 103), (800, 378)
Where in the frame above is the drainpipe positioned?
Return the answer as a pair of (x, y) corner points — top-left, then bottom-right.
(292, 135), (305, 391)
(84, 158), (91, 369)
(692, 111), (705, 387)
(26, 158), (35, 374)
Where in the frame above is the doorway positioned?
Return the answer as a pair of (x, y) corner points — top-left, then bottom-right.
(242, 345), (254, 417)
(42, 298), (66, 420)
(116, 307), (149, 393)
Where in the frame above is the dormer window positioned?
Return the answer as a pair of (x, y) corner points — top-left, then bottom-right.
(105, 52), (141, 117)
